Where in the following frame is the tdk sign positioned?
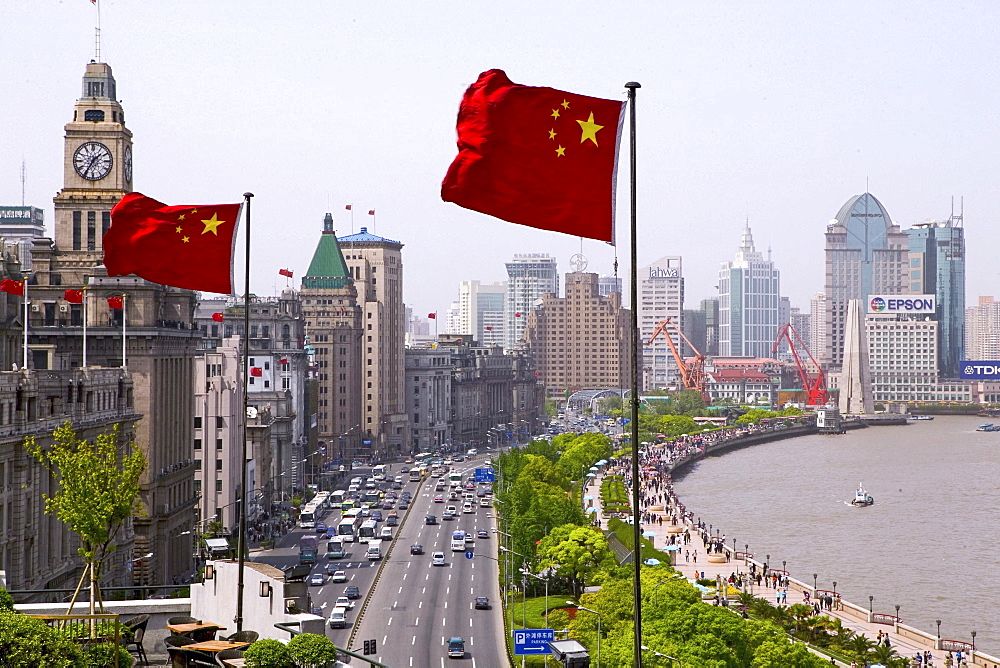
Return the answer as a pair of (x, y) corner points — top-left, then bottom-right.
(960, 362), (1000, 380)
(868, 294), (935, 314)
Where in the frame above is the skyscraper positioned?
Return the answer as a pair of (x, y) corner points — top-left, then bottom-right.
(966, 296), (1000, 361)
(505, 254), (559, 350)
(823, 193), (908, 368)
(905, 212), (965, 378)
(718, 225), (781, 358)
(459, 280), (506, 347)
(639, 256), (684, 389)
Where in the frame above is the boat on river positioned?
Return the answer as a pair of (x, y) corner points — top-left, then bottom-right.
(976, 423), (1000, 432)
(851, 483), (874, 507)
(907, 415), (934, 421)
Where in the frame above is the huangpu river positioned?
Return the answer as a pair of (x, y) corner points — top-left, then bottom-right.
(671, 415), (998, 654)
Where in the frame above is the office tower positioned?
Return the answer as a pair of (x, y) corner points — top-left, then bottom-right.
(301, 213), (364, 463)
(810, 293), (827, 365)
(701, 298), (720, 356)
(906, 211), (965, 378)
(459, 280), (506, 347)
(823, 193), (908, 369)
(598, 274), (622, 297)
(524, 272), (632, 396)
(638, 256), (684, 389)
(965, 296), (1000, 361)
(718, 225), (781, 357)
(338, 226), (408, 458)
(505, 254), (559, 350)
(444, 301), (460, 335)
(0, 205), (45, 271)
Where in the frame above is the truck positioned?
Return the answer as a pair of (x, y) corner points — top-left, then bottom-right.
(299, 535), (319, 565)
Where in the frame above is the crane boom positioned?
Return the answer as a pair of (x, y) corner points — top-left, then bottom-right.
(646, 318), (710, 402)
(771, 323), (829, 406)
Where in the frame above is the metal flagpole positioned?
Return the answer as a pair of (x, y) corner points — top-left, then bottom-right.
(625, 80), (643, 668)
(82, 288), (88, 367)
(236, 192), (253, 633)
(22, 279), (28, 369)
(121, 294), (127, 368)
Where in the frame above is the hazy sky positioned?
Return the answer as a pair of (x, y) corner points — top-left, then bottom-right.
(5, 1), (1000, 320)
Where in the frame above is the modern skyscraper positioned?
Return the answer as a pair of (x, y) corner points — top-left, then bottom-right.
(338, 226), (408, 458)
(598, 274), (622, 297)
(718, 225), (781, 358)
(906, 212), (965, 378)
(823, 193), (908, 369)
(505, 254), (559, 350)
(638, 256), (684, 389)
(458, 280), (506, 347)
(965, 296), (1000, 361)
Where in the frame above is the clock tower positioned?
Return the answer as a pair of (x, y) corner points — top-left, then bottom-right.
(53, 61), (133, 258)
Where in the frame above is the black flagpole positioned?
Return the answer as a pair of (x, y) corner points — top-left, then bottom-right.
(236, 191), (253, 633)
(625, 80), (642, 668)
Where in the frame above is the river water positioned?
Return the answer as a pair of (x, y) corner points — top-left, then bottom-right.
(671, 415), (998, 654)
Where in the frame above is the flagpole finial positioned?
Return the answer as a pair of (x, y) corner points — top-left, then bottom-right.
(625, 81), (641, 89)
(243, 192), (254, 199)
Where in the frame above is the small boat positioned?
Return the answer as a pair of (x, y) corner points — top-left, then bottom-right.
(851, 483), (874, 507)
(907, 415), (934, 421)
(976, 423), (1000, 432)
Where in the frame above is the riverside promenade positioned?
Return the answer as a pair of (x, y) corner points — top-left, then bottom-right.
(589, 425), (1000, 668)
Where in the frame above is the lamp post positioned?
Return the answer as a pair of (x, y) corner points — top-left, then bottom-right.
(894, 604), (900, 633)
(868, 595), (874, 623)
(782, 559), (786, 574)
(971, 630), (976, 660)
(521, 567), (549, 631)
(570, 602), (602, 668)
(812, 573), (818, 593)
(936, 619), (941, 650)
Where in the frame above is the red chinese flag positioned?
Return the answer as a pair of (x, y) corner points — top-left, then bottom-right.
(1, 279), (24, 296)
(279, 268), (293, 278)
(485, 326), (493, 331)
(104, 192), (241, 293)
(345, 204), (352, 211)
(515, 312), (522, 317)
(442, 69), (626, 243)
(212, 312), (224, 322)
(250, 367), (263, 377)
(368, 209), (375, 216)
(107, 296), (124, 310)
(280, 358), (288, 365)
(64, 289), (84, 304)
(427, 313), (436, 319)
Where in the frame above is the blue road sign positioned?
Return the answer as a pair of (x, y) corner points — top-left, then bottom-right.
(513, 628), (554, 655)
(465, 550), (474, 559)
(474, 468), (496, 483)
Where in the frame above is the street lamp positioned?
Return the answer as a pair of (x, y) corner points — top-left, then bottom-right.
(782, 559), (786, 573)
(868, 595), (874, 622)
(641, 645), (678, 665)
(812, 573), (818, 592)
(971, 630), (976, 657)
(521, 567), (549, 628)
(894, 604), (900, 633)
(569, 602), (602, 668)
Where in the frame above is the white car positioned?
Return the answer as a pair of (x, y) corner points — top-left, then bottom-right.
(331, 570), (348, 583)
(335, 595), (355, 610)
(432, 552), (446, 566)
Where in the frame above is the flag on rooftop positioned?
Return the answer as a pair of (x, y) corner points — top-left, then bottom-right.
(212, 312), (224, 322)
(279, 268), (294, 278)
(345, 204), (352, 210)
(1, 280), (24, 296)
(441, 69), (626, 243)
(104, 192), (241, 294)
(64, 289), (84, 304)
(107, 296), (123, 310)
(368, 209), (375, 215)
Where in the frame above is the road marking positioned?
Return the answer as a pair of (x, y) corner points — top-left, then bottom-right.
(387, 617), (393, 626)
(383, 634), (387, 647)
(411, 636), (416, 646)
(414, 616), (420, 626)
(442, 616), (447, 627)
(393, 599), (399, 608)
(410, 656), (414, 666)
(446, 586), (450, 595)
(422, 586), (426, 594)
(444, 601), (448, 609)
(469, 617), (473, 627)
(419, 600), (423, 608)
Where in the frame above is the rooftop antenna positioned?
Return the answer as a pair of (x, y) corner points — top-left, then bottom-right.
(93, 0), (102, 62)
(20, 159), (26, 206)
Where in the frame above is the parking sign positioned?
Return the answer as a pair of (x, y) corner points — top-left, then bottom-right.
(513, 628), (554, 655)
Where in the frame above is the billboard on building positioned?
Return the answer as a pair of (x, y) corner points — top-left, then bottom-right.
(960, 361), (1000, 380)
(867, 295), (935, 314)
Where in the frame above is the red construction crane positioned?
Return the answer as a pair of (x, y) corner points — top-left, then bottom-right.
(771, 323), (829, 406)
(646, 318), (710, 402)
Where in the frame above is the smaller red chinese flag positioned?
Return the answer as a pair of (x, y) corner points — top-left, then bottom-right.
(64, 289), (84, 304)
(280, 358), (288, 365)
(345, 204), (352, 211)
(1, 279), (24, 296)
(108, 296), (124, 310)
(250, 367), (263, 377)
(485, 326), (493, 331)
(279, 268), (293, 278)
(368, 209), (375, 215)
(212, 312), (224, 322)
(427, 313), (436, 319)
(515, 312), (522, 317)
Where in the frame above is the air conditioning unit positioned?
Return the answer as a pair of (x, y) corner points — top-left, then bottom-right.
(59, 305), (69, 313)
(30, 304), (40, 312)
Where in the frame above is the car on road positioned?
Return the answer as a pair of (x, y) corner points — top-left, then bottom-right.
(435, 483), (445, 492)
(432, 552), (446, 566)
(425, 514), (437, 525)
(480, 498), (491, 507)
(477, 530), (489, 539)
(447, 637), (465, 658)
(309, 573), (326, 586)
(335, 595), (355, 610)
(434, 494), (444, 503)
(398, 500), (409, 510)
(331, 570), (347, 583)
(410, 543), (424, 555)
(474, 596), (490, 610)
(315, 522), (327, 534)
(344, 586), (360, 599)
(391, 481), (402, 490)
(442, 509), (454, 520)
(382, 499), (394, 509)
(385, 515), (398, 527)
(328, 606), (348, 629)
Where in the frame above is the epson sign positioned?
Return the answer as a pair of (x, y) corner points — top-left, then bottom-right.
(868, 294), (936, 314)
(960, 362), (1000, 380)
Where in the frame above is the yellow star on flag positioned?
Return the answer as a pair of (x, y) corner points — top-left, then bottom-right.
(576, 112), (604, 146)
(178, 214), (186, 221)
(190, 209), (198, 214)
(548, 129), (557, 140)
(561, 99), (570, 109)
(551, 108), (561, 119)
(175, 225), (183, 233)
(182, 236), (190, 243)
(200, 212), (226, 236)
(555, 145), (566, 157)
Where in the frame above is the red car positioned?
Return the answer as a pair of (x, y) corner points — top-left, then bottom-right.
(434, 494), (445, 503)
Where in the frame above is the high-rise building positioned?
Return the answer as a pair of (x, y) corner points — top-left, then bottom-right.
(823, 193), (908, 369)
(906, 213), (965, 378)
(809, 293), (826, 365)
(598, 274), (622, 297)
(505, 254), (559, 350)
(338, 226), (408, 458)
(638, 256), (684, 389)
(966, 296), (1000, 361)
(718, 225), (781, 358)
(458, 280), (506, 347)
(0, 205), (45, 271)
(524, 272), (632, 397)
(701, 298), (720, 356)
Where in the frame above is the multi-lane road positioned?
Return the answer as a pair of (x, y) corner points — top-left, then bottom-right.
(251, 454), (506, 665)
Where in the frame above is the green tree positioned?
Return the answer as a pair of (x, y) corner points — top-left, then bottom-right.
(287, 633), (339, 668)
(750, 638), (826, 667)
(24, 422), (145, 618)
(537, 525), (616, 596)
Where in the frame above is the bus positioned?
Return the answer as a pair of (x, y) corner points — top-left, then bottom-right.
(450, 531), (466, 552)
(408, 469), (422, 482)
(341, 499), (355, 512)
(373, 464), (388, 481)
(358, 519), (378, 542)
(337, 517), (361, 542)
(448, 472), (463, 486)
(331, 490), (346, 507)
(299, 501), (319, 529)
(364, 490), (381, 504)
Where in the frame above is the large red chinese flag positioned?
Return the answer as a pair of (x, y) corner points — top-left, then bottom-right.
(1, 279), (24, 296)
(64, 289), (84, 304)
(104, 192), (241, 293)
(442, 69), (626, 243)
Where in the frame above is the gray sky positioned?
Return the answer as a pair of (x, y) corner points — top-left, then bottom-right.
(5, 1), (1000, 320)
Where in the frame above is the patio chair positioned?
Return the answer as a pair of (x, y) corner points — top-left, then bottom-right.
(215, 648), (245, 667)
(123, 615), (149, 665)
(225, 630), (259, 644)
(168, 615), (202, 626)
(165, 635), (197, 648)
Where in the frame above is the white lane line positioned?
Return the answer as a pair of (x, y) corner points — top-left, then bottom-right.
(419, 600), (423, 608)
(393, 600), (399, 608)
(422, 586), (426, 594)
(411, 636), (416, 646)
(414, 616), (420, 626)
(444, 601), (448, 609)
(442, 616), (447, 627)
(387, 617), (393, 626)
(446, 586), (451, 595)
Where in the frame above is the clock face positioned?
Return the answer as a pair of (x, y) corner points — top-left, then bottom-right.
(73, 141), (113, 181)
(124, 145), (133, 183)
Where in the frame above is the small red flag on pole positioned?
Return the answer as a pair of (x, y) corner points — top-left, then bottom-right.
(212, 312), (224, 322)
(250, 367), (263, 377)
(427, 313), (436, 319)
(107, 296), (124, 310)
(368, 209), (375, 216)
(345, 204), (352, 211)
(1, 279), (24, 296)
(279, 268), (293, 278)
(64, 289), (84, 304)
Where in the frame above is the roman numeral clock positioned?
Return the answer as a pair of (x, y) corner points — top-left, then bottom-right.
(73, 141), (114, 181)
